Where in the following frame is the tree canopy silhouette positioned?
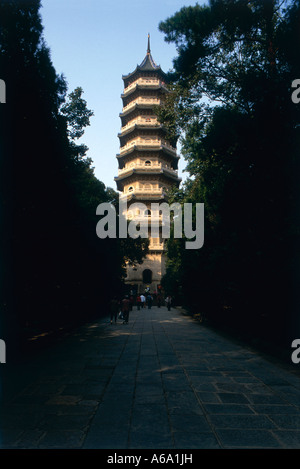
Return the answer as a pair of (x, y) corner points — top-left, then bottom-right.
(0, 0), (148, 355)
(159, 0), (300, 346)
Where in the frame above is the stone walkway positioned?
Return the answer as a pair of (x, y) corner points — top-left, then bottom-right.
(1, 306), (300, 449)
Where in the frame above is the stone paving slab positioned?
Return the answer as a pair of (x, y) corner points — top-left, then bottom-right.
(0, 306), (300, 449)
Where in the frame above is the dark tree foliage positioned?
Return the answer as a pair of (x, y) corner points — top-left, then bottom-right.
(0, 0), (148, 357)
(159, 0), (300, 347)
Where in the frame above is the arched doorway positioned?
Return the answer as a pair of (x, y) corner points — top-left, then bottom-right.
(143, 269), (152, 284)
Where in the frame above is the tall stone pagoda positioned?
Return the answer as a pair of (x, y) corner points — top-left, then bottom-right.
(114, 35), (181, 294)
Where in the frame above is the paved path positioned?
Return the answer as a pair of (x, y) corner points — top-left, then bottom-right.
(1, 306), (300, 449)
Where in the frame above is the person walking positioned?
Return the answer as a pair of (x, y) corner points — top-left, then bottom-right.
(140, 294), (146, 309)
(121, 295), (130, 324)
(156, 294), (162, 308)
(165, 295), (172, 311)
(136, 295), (141, 310)
(109, 296), (119, 324)
(147, 293), (153, 309)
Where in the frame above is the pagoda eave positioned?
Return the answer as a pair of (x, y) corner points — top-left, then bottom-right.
(122, 66), (167, 85)
(114, 177), (181, 193)
(118, 123), (163, 140)
(115, 168), (181, 183)
(118, 144), (177, 159)
(116, 149), (180, 170)
(121, 83), (168, 100)
(118, 192), (169, 202)
(119, 102), (158, 118)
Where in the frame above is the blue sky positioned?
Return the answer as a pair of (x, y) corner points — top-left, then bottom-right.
(40, 0), (206, 190)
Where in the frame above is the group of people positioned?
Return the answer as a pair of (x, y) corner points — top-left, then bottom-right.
(109, 293), (173, 324)
(109, 295), (131, 325)
(136, 293), (152, 310)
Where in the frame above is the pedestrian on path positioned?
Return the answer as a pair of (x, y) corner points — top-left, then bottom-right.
(140, 294), (146, 308)
(147, 294), (153, 309)
(136, 295), (141, 310)
(121, 295), (130, 324)
(165, 295), (172, 311)
(109, 296), (119, 324)
(156, 294), (162, 307)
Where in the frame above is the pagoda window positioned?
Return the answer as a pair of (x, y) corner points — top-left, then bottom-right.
(145, 160), (151, 166)
(144, 209), (151, 217)
(128, 186), (134, 192)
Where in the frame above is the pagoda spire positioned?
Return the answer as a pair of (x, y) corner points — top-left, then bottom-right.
(147, 33), (151, 55)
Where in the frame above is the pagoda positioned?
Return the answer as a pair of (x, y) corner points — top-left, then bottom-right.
(114, 35), (181, 294)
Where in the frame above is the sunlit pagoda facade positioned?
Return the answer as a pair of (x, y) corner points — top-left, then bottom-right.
(114, 35), (181, 294)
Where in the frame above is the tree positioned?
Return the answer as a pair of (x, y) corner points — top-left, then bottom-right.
(60, 86), (94, 165)
(60, 87), (94, 141)
(0, 0), (148, 357)
(159, 0), (300, 346)
(0, 0), (72, 352)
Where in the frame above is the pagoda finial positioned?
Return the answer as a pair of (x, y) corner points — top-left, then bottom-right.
(147, 33), (150, 55)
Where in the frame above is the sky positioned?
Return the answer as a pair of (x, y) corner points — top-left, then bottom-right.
(40, 0), (206, 190)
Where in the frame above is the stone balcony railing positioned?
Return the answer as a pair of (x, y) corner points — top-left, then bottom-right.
(148, 242), (164, 251)
(120, 138), (176, 155)
(120, 118), (159, 133)
(128, 187), (163, 195)
(126, 213), (163, 223)
(123, 79), (167, 96)
(122, 97), (161, 114)
(118, 163), (178, 177)
(119, 188), (167, 200)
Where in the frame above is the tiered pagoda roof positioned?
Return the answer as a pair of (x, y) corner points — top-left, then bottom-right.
(122, 35), (167, 85)
(114, 35), (181, 193)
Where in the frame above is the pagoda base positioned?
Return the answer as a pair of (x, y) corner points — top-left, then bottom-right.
(124, 251), (166, 295)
